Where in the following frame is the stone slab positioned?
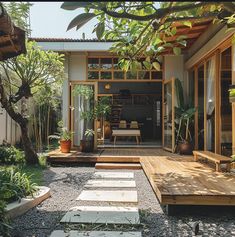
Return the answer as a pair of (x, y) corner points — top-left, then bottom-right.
(94, 172), (134, 179)
(60, 206), (140, 224)
(95, 163), (142, 170)
(50, 230), (142, 237)
(84, 180), (136, 188)
(76, 190), (138, 203)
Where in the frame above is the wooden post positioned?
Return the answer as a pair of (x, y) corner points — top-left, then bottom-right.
(232, 44), (235, 155)
(215, 50), (221, 154)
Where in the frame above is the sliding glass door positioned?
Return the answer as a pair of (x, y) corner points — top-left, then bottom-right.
(220, 47), (232, 156)
(205, 56), (216, 152)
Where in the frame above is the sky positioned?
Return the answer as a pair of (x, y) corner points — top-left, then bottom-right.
(30, 2), (98, 39)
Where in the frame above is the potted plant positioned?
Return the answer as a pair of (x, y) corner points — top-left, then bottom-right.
(174, 78), (196, 155)
(80, 129), (95, 152)
(229, 85), (235, 103)
(48, 121), (73, 153)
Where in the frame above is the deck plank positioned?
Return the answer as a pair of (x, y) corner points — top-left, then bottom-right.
(140, 155), (235, 205)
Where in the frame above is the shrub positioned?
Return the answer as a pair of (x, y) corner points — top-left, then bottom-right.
(0, 167), (38, 236)
(0, 200), (11, 236)
(0, 167), (38, 203)
(0, 146), (25, 165)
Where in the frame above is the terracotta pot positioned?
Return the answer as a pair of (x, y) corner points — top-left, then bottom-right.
(80, 140), (94, 153)
(177, 141), (193, 155)
(60, 140), (71, 153)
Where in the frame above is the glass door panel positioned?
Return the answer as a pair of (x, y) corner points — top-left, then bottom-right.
(197, 65), (204, 150)
(220, 47), (232, 156)
(71, 82), (97, 148)
(163, 79), (175, 151)
(205, 56), (216, 152)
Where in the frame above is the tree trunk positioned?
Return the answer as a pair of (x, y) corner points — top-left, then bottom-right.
(0, 76), (38, 164)
(20, 121), (38, 164)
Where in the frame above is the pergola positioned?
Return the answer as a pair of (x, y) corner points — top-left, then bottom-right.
(0, 3), (26, 61)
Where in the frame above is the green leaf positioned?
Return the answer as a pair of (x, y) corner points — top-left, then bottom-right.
(146, 56), (151, 63)
(96, 22), (105, 39)
(153, 37), (162, 45)
(175, 78), (184, 109)
(67, 13), (96, 31)
(183, 21), (192, 28)
(152, 61), (160, 71)
(61, 2), (91, 10)
(232, 33), (235, 44)
(173, 47), (181, 56)
(171, 27), (177, 35)
(178, 40), (187, 47)
(143, 61), (152, 70)
(177, 35), (188, 41)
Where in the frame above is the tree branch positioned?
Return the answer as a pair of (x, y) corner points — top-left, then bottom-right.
(102, 2), (220, 21)
(164, 12), (218, 24)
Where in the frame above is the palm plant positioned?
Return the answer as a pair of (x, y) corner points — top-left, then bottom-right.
(174, 78), (196, 154)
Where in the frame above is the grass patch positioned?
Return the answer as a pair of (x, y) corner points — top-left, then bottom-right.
(0, 155), (48, 186)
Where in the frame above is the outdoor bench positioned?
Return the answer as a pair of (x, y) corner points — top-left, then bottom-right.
(193, 150), (232, 172)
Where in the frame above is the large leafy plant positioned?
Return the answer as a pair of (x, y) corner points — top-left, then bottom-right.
(174, 78), (196, 150)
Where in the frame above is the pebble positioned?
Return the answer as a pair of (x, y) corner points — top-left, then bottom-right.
(10, 167), (235, 237)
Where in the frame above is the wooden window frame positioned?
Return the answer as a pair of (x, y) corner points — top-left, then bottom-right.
(86, 56), (163, 81)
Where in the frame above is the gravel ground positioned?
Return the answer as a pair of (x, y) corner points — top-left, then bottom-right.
(11, 165), (235, 237)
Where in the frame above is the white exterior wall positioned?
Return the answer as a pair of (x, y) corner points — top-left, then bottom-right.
(0, 108), (20, 145)
(70, 53), (86, 81)
(164, 55), (184, 82)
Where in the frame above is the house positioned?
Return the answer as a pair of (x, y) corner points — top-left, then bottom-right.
(0, 2), (26, 145)
(31, 19), (235, 157)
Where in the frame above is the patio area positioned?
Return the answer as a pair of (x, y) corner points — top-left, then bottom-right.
(47, 148), (235, 207)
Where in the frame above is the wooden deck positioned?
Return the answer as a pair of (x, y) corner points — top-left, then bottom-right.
(47, 148), (235, 206)
(47, 149), (140, 163)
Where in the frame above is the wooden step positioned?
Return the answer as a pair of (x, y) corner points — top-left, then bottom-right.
(95, 163), (142, 170)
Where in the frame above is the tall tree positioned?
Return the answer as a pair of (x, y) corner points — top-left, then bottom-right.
(62, 2), (235, 70)
(0, 41), (64, 164)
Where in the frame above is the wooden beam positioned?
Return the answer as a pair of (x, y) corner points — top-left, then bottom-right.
(0, 3), (14, 35)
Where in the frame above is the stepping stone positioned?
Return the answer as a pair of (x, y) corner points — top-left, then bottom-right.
(94, 172), (134, 179)
(50, 230), (142, 237)
(95, 163), (142, 170)
(84, 180), (136, 188)
(60, 206), (140, 224)
(76, 190), (138, 203)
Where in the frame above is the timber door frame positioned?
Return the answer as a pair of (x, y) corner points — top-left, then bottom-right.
(162, 77), (175, 152)
(69, 81), (98, 150)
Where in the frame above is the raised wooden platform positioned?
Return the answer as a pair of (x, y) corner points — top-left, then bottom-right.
(140, 155), (235, 206)
(47, 149), (140, 163)
(47, 148), (235, 206)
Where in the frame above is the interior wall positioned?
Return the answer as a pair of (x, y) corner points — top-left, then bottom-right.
(98, 82), (162, 94)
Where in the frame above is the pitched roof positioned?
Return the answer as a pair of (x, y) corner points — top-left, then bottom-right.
(29, 37), (116, 42)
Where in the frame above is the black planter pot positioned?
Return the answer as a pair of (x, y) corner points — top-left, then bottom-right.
(177, 141), (193, 155)
(80, 140), (94, 153)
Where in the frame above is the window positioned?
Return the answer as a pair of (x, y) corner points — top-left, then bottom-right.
(87, 57), (162, 80)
